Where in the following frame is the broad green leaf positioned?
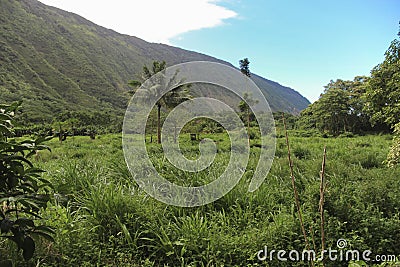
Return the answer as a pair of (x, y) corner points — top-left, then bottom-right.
(22, 235), (35, 261)
(6, 155), (33, 167)
(14, 218), (35, 228)
(0, 124), (12, 135)
(34, 225), (56, 235)
(0, 114), (13, 121)
(32, 231), (55, 243)
(0, 218), (13, 233)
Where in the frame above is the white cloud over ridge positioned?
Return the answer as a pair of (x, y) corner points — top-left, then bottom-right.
(38, 0), (237, 44)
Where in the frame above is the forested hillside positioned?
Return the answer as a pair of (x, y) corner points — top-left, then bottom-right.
(0, 0), (310, 125)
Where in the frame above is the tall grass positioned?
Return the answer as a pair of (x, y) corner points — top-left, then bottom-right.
(4, 133), (399, 266)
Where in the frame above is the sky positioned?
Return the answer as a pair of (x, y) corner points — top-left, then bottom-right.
(38, 0), (400, 103)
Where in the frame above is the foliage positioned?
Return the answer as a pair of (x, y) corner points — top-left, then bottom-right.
(298, 77), (373, 135)
(130, 60), (191, 143)
(238, 59), (260, 132)
(364, 31), (400, 128)
(2, 131), (398, 266)
(239, 58), (251, 77)
(386, 123), (400, 167)
(0, 102), (54, 262)
(53, 110), (123, 135)
(299, 27), (400, 135)
(239, 93), (259, 130)
(142, 61), (167, 80)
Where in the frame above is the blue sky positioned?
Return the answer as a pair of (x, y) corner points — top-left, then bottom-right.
(170, 0), (399, 102)
(39, 0), (399, 102)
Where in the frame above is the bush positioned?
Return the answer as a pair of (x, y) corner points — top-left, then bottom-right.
(0, 102), (54, 263)
(248, 128), (260, 140)
(386, 123), (400, 167)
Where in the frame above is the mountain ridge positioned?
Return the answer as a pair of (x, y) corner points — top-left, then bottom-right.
(0, 0), (310, 123)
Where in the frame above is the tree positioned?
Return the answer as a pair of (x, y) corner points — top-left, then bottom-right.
(238, 58), (258, 132)
(239, 92), (259, 130)
(364, 25), (400, 167)
(347, 76), (371, 130)
(239, 58), (251, 77)
(0, 102), (54, 262)
(298, 77), (372, 135)
(128, 61), (191, 144)
(364, 28), (400, 128)
(145, 61), (166, 144)
(314, 84), (350, 135)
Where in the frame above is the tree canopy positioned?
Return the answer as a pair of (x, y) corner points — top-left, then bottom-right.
(298, 77), (372, 135)
(239, 58), (251, 77)
(364, 36), (400, 128)
(129, 61), (191, 143)
(299, 25), (400, 136)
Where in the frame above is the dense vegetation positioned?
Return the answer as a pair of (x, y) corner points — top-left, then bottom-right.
(297, 28), (400, 167)
(297, 29), (400, 137)
(387, 124), (400, 167)
(1, 128), (399, 266)
(0, 0), (399, 266)
(0, 102), (54, 264)
(0, 29), (398, 267)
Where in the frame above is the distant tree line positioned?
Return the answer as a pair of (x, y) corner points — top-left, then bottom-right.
(297, 26), (400, 136)
(14, 110), (123, 139)
(297, 76), (381, 135)
(297, 24), (400, 167)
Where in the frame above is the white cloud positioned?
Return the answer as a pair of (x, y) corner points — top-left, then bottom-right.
(38, 0), (237, 44)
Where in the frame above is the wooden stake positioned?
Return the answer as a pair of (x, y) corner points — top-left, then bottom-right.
(319, 146), (327, 265)
(282, 113), (312, 267)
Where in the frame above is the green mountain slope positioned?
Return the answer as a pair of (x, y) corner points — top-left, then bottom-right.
(0, 0), (310, 124)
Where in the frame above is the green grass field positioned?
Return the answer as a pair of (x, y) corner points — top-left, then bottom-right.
(1, 131), (400, 266)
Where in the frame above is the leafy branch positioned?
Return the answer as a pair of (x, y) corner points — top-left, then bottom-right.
(0, 102), (55, 261)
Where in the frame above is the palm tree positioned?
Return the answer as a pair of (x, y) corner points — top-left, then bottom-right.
(238, 58), (258, 132)
(239, 92), (259, 131)
(128, 61), (191, 143)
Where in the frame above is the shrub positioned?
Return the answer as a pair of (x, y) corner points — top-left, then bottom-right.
(248, 128), (260, 140)
(0, 102), (54, 263)
(386, 123), (400, 167)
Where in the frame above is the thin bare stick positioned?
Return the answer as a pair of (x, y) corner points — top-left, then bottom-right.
(282, 114), (310, 250)
(319, 146), (327, 265)
(309, 225), (317, 253)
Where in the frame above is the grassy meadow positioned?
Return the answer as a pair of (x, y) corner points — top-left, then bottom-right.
(1, 130), (400, 266)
